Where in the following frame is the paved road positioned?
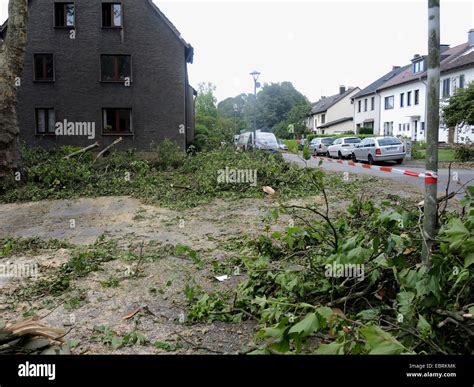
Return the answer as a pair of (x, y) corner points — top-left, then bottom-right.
(283, 153), (474, 199)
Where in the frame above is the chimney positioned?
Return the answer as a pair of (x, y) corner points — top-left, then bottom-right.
(339, 85), (346, 94)
(469, 29), (474, 46)
(440, 44), (450, 54)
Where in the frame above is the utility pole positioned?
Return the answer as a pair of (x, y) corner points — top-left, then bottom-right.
(422, 0), (440, 265)
(250, 71), (260, 147)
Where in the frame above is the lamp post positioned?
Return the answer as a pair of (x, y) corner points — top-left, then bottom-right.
(250, 70), (261, 147)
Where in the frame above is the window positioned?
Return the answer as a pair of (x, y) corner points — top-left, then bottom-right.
(34, 54), (54, 81)
(54, 3), (75, 28)
(102, 3), (123, 28)
(35, 108), (56, 134)
(400, 93), (404, 107)
(358, 100), (361, 113)
(414, 89), (419, 105)
(413, 60), (424, 73)
(384, 96), (394, 110)
(399, 123), (402, 132)
(103, 108), (132, 133)
(378, 137), (401, 146)
(407, 91), (412, 106)
(101, 55), (131, 82)
(371, 97), (375, 111)
(421, 122), (425, 131)
(321, 114), (326, 124)
(442, 78), (450, 97)
(364, 99), (367, 112)
(459, 74), (465, 89)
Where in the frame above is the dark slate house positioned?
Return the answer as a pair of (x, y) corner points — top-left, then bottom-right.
(0, 0), (196, 150)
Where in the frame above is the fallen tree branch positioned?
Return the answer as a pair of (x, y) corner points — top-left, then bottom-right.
(64, 142), (99, 159)
(93, 137), (123, 163)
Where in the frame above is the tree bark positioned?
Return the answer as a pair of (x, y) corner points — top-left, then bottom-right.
(0, 0), (28, 177)
(422, 0), (440, 265)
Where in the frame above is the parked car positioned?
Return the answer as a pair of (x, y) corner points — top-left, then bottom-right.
(278, 139), (288, 151)
(309, 137), (335, 155)
(352, 136), (405, 164)
(327, 137), (361, 159)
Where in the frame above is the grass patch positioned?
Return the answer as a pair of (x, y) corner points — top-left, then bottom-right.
(413, 148), (455, 161)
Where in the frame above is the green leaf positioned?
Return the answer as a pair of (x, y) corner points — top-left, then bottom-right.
(416, 314), (432, 338)
(315, 306), (333, 328)
(260, 318), (288, 339)
(303, 146), (311, 160)
(356, 309), (380, 321)
(465, 252), (474, 268)
(443, 219), (470, 251)
(68, 339), (81, 349)
(397, 291), (415, 318)
(315, 341), (344, 354)
(111, 336), (124, 349)
(360, 325), (406, 355)
(288, 312), (319, 337)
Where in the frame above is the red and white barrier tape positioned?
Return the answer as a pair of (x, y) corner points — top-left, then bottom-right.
(312, 156), (438, 184)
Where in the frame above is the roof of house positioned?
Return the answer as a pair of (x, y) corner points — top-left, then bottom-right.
(0, 0), (194, 62)
(378, 42), (473, 91)
(318, 116), (353, 129)
(147, 0), (194, 63)
(352, 65), (410, 99)
(310, 87), (359, 115)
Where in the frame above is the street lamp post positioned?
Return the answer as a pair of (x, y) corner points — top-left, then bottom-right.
(250, 71), (261, 147)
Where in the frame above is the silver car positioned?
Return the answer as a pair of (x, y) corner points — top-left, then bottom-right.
(327, 137), (361, 159)
(352, 136), (406, 164)
(309, 137), (335, 155)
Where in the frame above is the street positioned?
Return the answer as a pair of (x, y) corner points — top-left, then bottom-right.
(283, 153), (474, 199)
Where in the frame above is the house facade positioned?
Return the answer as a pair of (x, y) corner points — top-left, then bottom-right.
(307, 86), (360, 135)
(377, 30), (474, 143)
(0, 0), (195, 150)
(352, 65), (407, 134)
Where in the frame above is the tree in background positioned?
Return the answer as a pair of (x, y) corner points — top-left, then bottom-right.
(255, 82), (309, 131)
(194, 81), (311, 149)
(193, 82), (236, 150)
(442, 82), (474, 140)
(217, 93), (253, 134)
(273, 102), (312, 139)
(0, 0), (29, 177)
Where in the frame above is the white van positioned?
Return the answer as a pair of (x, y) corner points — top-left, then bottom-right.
(237, 131), (279, 152)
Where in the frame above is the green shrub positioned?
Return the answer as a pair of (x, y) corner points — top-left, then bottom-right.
(359, 127), (374, 135)
(151, 138), (186, 170)
(454, 144), (474, 162)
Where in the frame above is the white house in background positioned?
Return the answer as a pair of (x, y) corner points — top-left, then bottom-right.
(307, 86), (360, 134)
(352, 65), (408, 134)
(378, 29), (474, 143)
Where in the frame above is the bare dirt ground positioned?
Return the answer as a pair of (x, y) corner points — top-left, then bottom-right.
(0, 177), (438, 354)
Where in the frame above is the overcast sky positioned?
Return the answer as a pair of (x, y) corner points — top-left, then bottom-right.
(0, 0), (472, 102)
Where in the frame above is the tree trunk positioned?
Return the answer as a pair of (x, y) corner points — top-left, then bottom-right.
(0, 0), (28, 177)
(422, 0), (440, 265)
